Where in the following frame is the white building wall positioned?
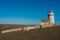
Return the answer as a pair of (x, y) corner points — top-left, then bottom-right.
(49, 16), (55, 24)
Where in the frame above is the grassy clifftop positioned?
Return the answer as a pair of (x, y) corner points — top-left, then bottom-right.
(0, 26), (60, 40)
(0, 24), (36, 31)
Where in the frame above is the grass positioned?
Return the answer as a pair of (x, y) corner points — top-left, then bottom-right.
(0, 24), (37, 31)
(0, 26), (60, 40)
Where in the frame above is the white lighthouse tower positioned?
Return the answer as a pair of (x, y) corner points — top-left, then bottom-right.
(48, 10), (55, 25)
(40, 10), (55, 28)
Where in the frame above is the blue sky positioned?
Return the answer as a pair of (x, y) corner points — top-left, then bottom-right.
(0, 0), (60, 24)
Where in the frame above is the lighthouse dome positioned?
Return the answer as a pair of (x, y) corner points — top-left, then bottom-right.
(48, 10), (54, 16)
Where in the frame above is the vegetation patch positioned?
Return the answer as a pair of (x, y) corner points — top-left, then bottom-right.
(0, 26), (60, 40)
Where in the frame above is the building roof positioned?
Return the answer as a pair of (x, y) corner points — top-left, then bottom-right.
(48, 10), (54, 16)
(49, 10), (54, 13)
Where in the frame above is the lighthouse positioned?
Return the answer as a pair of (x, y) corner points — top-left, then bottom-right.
(40, 10), (55, 28)
(48, 10), (55, 25)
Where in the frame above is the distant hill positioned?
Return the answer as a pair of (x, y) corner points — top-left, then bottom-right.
(0, 26), (60, 40)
